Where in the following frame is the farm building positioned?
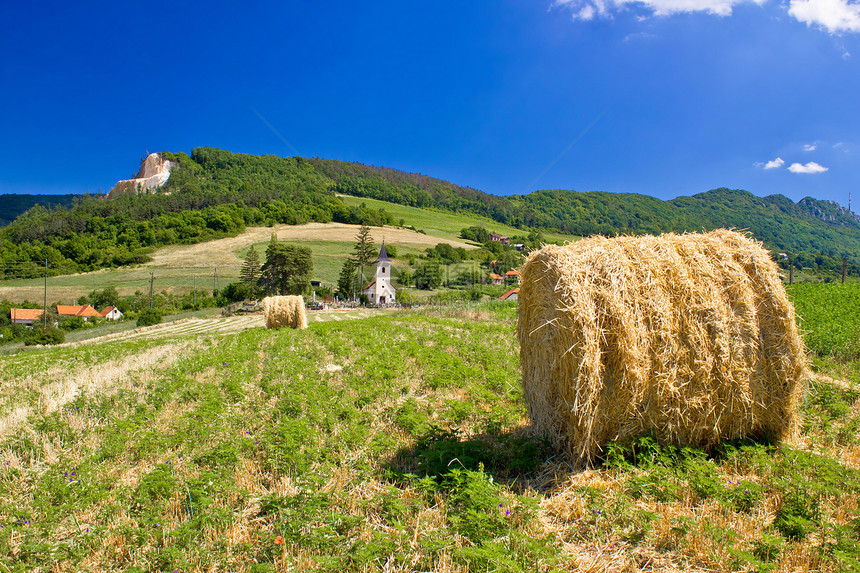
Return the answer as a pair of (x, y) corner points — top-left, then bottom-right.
(99, 306), (124, 320)
(10, 308), (44, 325)
(362, 242), (396, 304)
(489, 273), (504, 285)
(505, 269), (521, 284)
(498, 287), (519, 301)
(57, 304), (100, 321)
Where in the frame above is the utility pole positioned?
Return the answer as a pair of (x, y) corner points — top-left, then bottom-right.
(213, 267), (218, 297)
(193, 274), (197, 310)
(149, 272), (154, 310)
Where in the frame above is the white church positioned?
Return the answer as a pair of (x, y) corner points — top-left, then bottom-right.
(363, 242), (396, 304)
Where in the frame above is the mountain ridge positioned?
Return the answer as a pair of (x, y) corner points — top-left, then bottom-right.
(2, 147), (859, 277)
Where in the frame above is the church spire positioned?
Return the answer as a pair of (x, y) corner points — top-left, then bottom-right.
(377, 241), (390, 262)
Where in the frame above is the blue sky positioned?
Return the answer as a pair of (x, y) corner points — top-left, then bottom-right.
(2, 1), (859, 206)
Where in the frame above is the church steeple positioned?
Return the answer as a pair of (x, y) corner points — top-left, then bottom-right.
(377, 241), (390, 262)
(369, 241), (395, 304)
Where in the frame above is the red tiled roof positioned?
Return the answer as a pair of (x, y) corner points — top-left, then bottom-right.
(363, 280), (376, 290)
(99, 306), (117, 317)
(498, 288), (519, 300)
(56, 304), (100, 317)
(489, 273), (503, 280)
(11, 308), (44, 321)
(505, 270), (521, 276)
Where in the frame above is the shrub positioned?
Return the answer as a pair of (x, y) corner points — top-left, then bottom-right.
(24, 326), (65, 346)
(137, 310), (163, 327)
(59, 316), (87, 331)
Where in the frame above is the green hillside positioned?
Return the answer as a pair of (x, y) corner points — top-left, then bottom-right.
(3, 147), (860, 279)
(0, 193), (78, 227)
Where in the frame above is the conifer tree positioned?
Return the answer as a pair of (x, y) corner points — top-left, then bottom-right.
(240, 246), (261, 296)
(337, 258), (358, 300)
(352, 225), (375, 294)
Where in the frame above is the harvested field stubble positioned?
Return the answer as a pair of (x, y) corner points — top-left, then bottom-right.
(518, 230), (808, 464)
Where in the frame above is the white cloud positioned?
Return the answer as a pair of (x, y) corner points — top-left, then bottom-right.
(755, 157), (785, 169)
(553, 0), (860, 34)
(788, 0), (860, 33)
(553, 0), (764, 20)
(788, 161), (830, 173)
(803, 143), (818, 151)
(624, 31), (659, 40)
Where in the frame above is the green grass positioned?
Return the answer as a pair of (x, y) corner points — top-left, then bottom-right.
(4, 294), (860, 571)
(338, 195), (577, 244)
(236, 239), (429, 287)
(787, 281), (860, 360)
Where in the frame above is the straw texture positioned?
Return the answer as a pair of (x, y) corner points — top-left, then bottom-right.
(517, 230), (807, 465)
(262, 295), (307, 330)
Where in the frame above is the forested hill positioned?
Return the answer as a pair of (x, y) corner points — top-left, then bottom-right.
(2, 147), (859, 277)
(307, 155), (860, 255)
(0, 194), (78, 227)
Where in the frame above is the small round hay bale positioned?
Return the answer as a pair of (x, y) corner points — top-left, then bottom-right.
(517, 230), (807, 465)
(262, 295), (307, 330)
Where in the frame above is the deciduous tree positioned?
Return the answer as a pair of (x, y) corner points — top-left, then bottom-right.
(259, 241), (313, 296)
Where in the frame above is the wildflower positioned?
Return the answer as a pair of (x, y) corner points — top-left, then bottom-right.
(275, 535), (284, 545)
(505, 509), (511, 516)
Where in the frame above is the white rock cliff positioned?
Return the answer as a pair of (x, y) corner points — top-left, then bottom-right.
(107, 153), (175, 198)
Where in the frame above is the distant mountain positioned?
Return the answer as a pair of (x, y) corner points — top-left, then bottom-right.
(2, 147), (859, 277)
(0, 194), (79, 227)
(301, 155), (860, 256)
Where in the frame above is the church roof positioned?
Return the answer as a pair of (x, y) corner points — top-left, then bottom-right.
(376, 242), (390, 262)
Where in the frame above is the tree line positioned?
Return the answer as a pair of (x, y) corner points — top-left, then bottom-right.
(5, 148), (860, 282)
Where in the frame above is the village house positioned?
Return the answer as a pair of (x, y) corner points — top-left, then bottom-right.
(56, 304), (100, 321)
(362, 242), (397, 304)
(489, 233), (510, 245)
(498, 287), (519, 301)
(99, 306), (124, 320)
(10, 308), (44, 326)
(505, 269), (521, 285)
(489, 273), (504, 286)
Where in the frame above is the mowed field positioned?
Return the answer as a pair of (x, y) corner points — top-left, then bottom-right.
(4, 287), (860, 571)
(0, 222), (483, 304)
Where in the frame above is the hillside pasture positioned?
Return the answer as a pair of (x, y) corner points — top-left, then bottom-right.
(0, 222), (475, 304)
(3, 293), (860, 571)
(338, 194), (579, 244)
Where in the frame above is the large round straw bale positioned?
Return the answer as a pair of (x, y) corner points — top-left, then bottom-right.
(262, 295), (307, 330)
(517, 230), (807, 465)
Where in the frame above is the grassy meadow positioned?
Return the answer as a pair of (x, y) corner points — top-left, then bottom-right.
(337, 195), (577, 244)
(2, 285), (860, 571)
